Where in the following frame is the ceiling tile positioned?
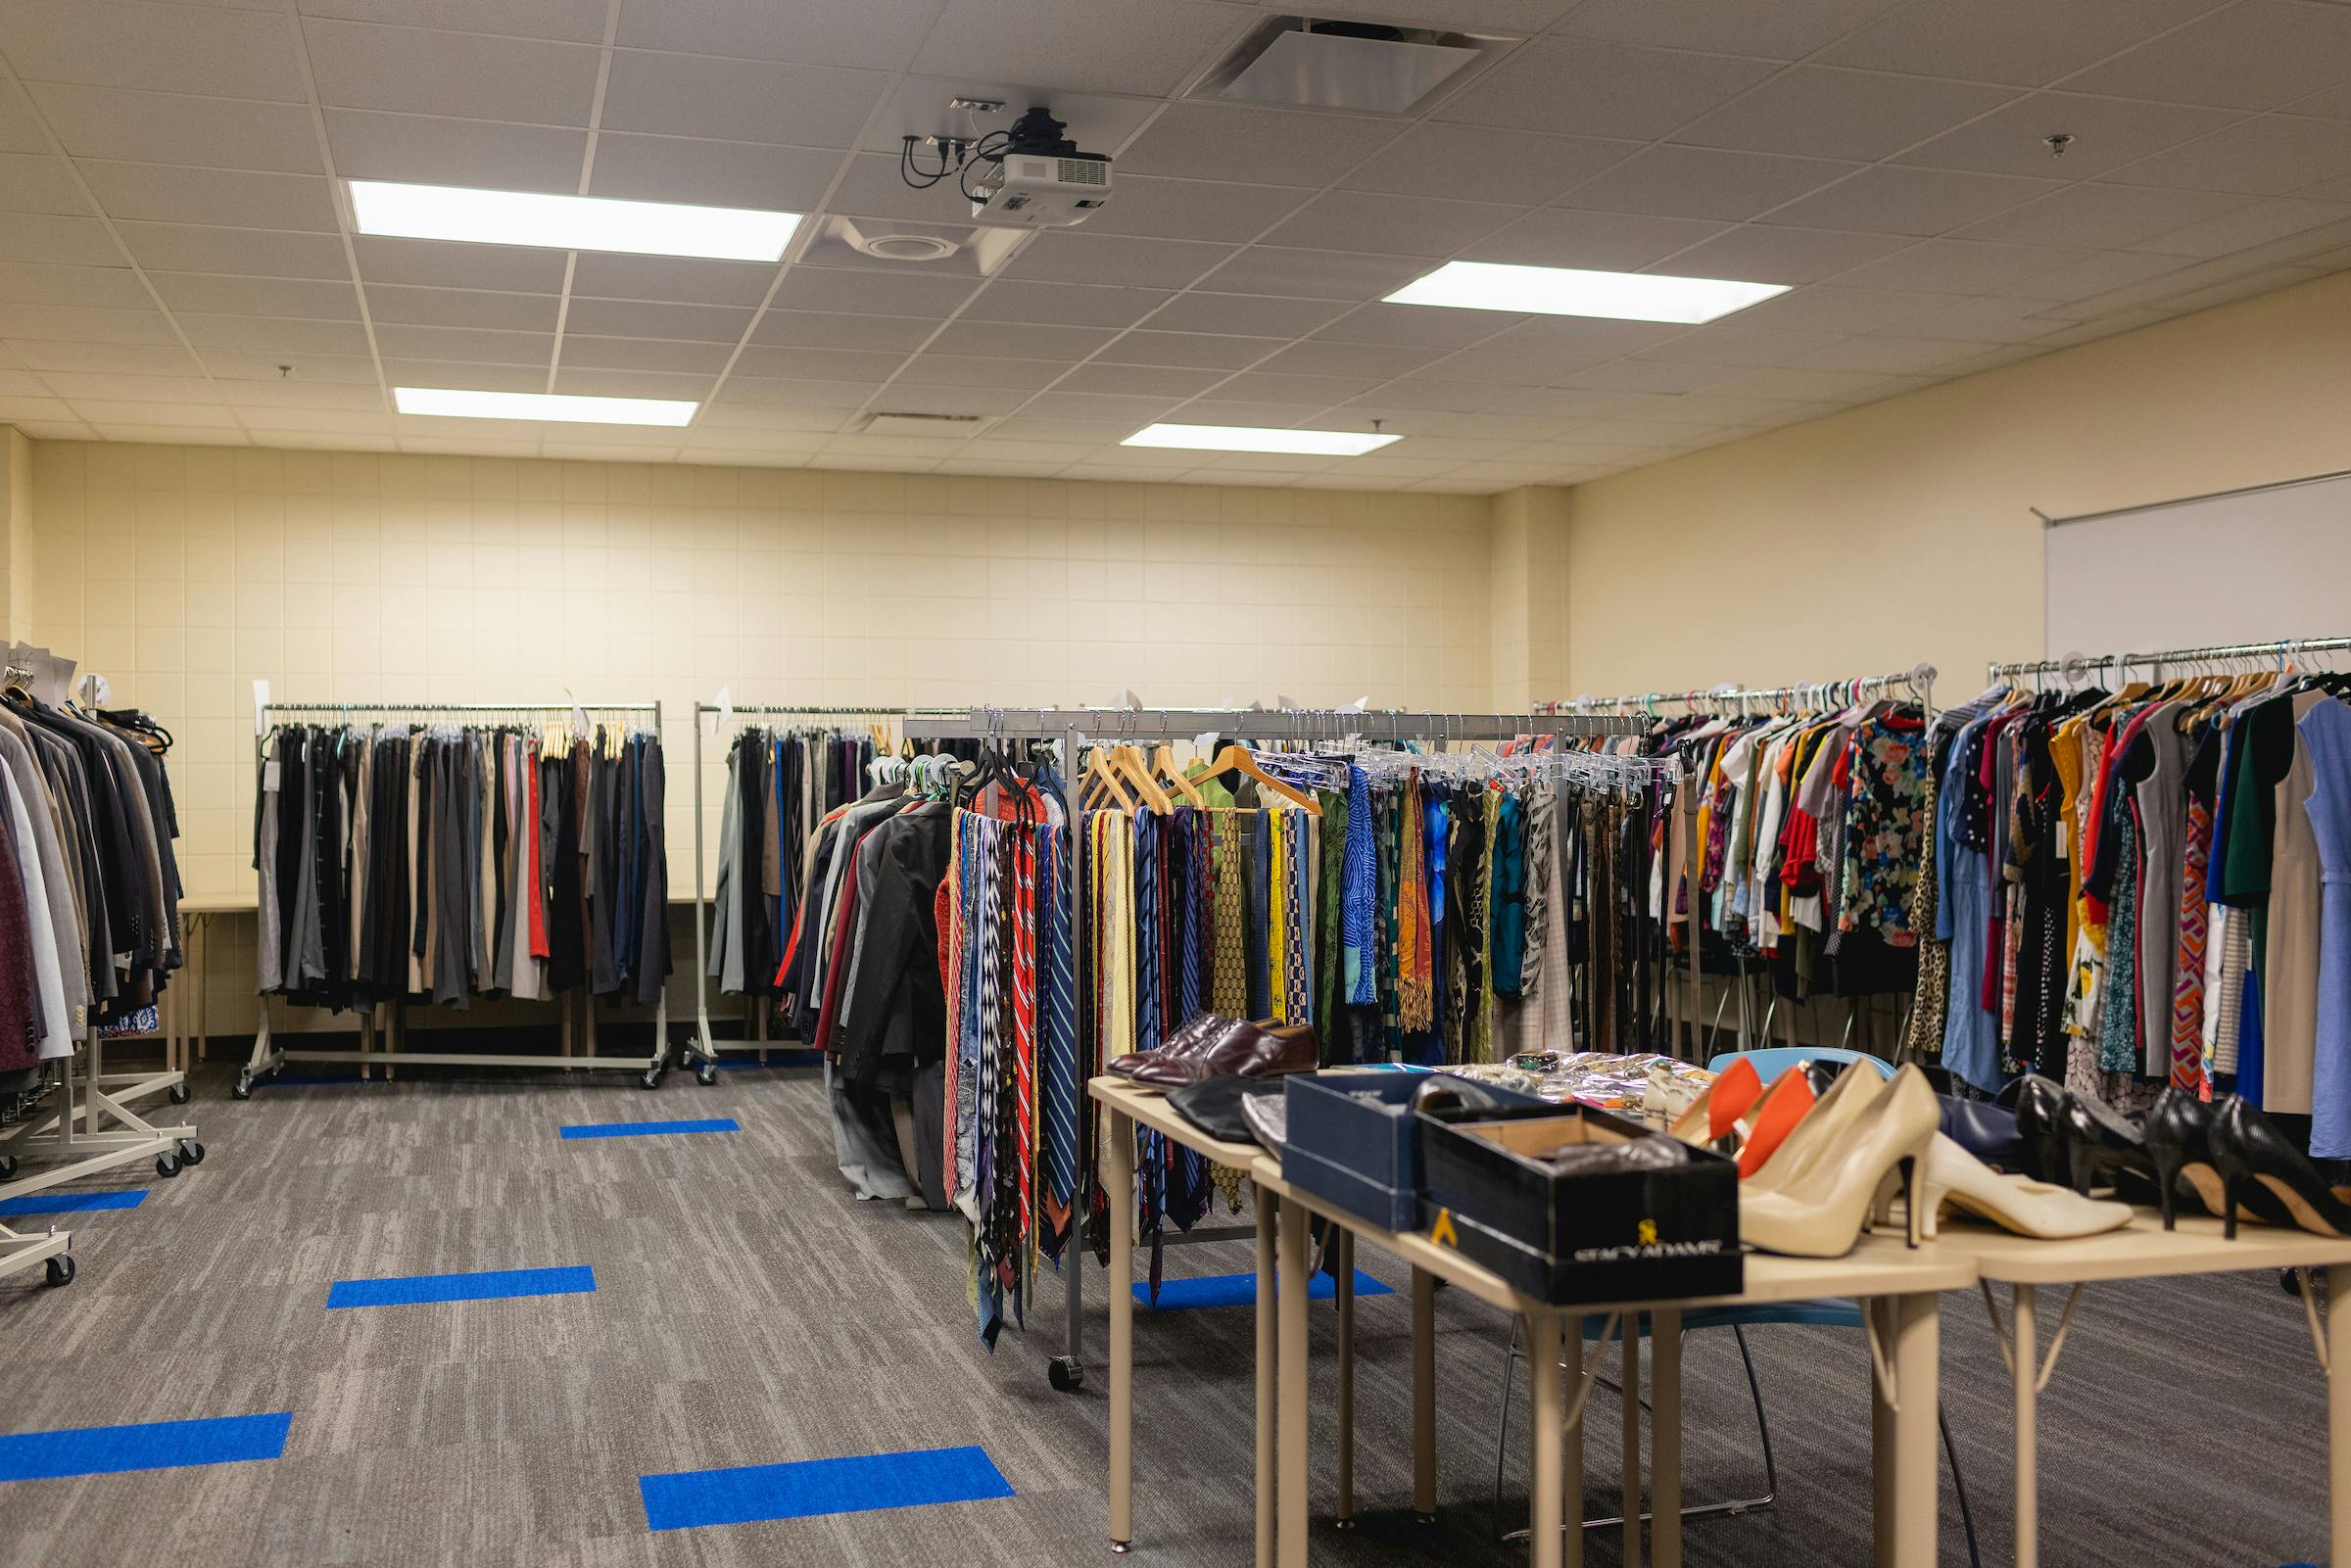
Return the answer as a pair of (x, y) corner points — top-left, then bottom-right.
(586, 134), (840, 211)
(548, 367), (715, 400)
(599, 50), (889, 148)
(115, 220), (350, 278)
(1630, 323), (1849, 365)
(1345, 379), (1513, 412)
(1883, 296), (2072, 344)
(1418, 347), (1595, 386)
(1650, 223), (1910, 284)
(1004, 231), (1236, 290)
(557, 334), (728, 372)
(1092, 330), (1277, 369)
(1438, 38), (1778, 140)
(297, 0), (608, 43)
(713, 375), (876, 408)
(1159, 397), (1320, 427)
(0, 0), (306, 100)
(1214, 368), (1382, 404)
(769, 266), (977, 317)
(152, 270), (359, 318)
(962, 279), (1175, 328)
(201, 349), (379, 383)
(825, 150), (983, 223)
(42, 370), (220, 402)
(1311, 300), (1524, 346)
(1254, 339), (1447, 379)
(1339, 123), (1639, 207)
(1895, 91), (2237, 180)
(360, 283), (557, 331)
(26, 84), (322, 173)
(216, 376), (383, 408)
(77, 162), (338, 229)
(2123, 196), (2351, 258)
(302, 18), (600, 123)
(1478, 316), (1687, 356)
(731, 344), (907, 381)
(0, 261), (148, 309)
(1076, 175), (1318, 244)
(1014, 390), (1177, 424)
(750, 310), (937, 352)
(0, 213), (121, 266)
(373, 321), (549, 363)
(1563, 0), (1902, 60)
(927, 318), (1115, 359)
(1760, 166), (2061, 236)
(560, 297), (754, 344)
(912, 0), (1246, 97)
(2061, 2), (2351, 111)
(354, 234), (569, 293)
(616, 0), (944, 69)
(564, 254), (771, 307)
(8, 338), (196, 374)
(1194, 246), (1426, 300)
(70, 400), (240, 427)
(2289, 78), (2351, 121)
(0, 152), (93, 216)
(375, 356), (538, 390)
(1783, 333), (2006, 371)
(1640, 363), (1879, 400)
(2106, 115), (2351, 196)
(1952, 180), (2248, 249)
(0, 397), (78, 423)
(0, 89), (51, 157)
(1731, 283), (1965, 331)
(4, 304), (185, 344)
(1258, 190), (1522, 258)
(888, 352), (1061, 389)
(1148, 291), (1350, 336)
(1117, 104), (1405, 187)
(1822, 236), (2097, 292)
(1463, 208), (1729, 269)
(1051, 361), (1225, 398)
(324, 109), (587, 193)
(176, 312), (370, 353)
(1823, 0), (2217, 86)
(1671, 67), (2017, 162)
(1991, 246), (2200, 302)
(1551, 357), (1744, 393)
(860, 384), (1026, 416)
(1558, 145), (1861, 223)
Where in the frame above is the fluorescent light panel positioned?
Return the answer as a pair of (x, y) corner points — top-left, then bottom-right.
(1384, 261), (1787, 324)
(349, 180), (800, 262)
(395, 388), (696, 426)
(1123, 423), (1399, 456)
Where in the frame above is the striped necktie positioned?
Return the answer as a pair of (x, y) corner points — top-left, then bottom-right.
(1039, 808), (1080, 1248)
(1010, 815), (1037, 1257)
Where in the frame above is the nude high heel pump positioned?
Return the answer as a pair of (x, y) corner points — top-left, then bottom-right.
(1740, 1067), (1941, 1259)
(1668, 1054), (1762, 1147)
(1912, 1133), (2135, 1241)
(1742, 1062), (1885, 1199)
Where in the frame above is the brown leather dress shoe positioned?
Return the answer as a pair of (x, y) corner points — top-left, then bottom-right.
(1128, 1021), (1319, 1089)
(1107, 1012), (1236, 1079)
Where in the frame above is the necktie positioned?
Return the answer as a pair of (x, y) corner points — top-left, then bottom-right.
(1040, 810), (1080, 1250)
(1010, 814), (1037, 1265)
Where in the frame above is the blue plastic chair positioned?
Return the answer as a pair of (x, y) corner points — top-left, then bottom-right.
(1707, 1045), (1893, 1081)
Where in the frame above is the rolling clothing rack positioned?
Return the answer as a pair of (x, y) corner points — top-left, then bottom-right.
(238, 699), (672, 1097)
(902, 705), (1638, 1393)
(1990, 637), (2351, 686)
(684, 703), (968, 1083)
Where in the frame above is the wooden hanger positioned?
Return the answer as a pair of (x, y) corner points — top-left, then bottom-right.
(1113, 743), (1173, 814)
(1083, 744), (1134, 810)
(1202, 741), (1321, 816)
(1154, 743), (1205, 808)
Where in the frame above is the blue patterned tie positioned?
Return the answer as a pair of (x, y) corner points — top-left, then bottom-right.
(1040, 806), (1080, 1251)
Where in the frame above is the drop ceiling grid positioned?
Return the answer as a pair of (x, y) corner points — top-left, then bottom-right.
(0, 0), (2348, 485)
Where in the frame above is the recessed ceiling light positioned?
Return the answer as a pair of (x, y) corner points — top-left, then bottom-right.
(1122, 422), (1400, 456)
(1384, 261), (1788, 323)
(349, 180), (800, 262)
(394, 387), (697, 426)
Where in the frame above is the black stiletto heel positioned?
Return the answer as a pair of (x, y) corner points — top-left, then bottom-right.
(2211, 1095), (2351, 1240)
(2012, 1075), (2070, 1186)
(2220, 1170), (2242, 1241)
(1898, 1155), (1924, 1249)
(2058, 1092), (2160, 1202)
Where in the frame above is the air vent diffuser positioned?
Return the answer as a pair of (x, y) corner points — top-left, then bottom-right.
(858, 412), (993, 438)
(1193, 16), (1515, 117)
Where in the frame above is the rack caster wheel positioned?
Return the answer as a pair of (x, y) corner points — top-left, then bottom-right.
(639, 1069), (663, 1090)
(1109, 1542), (1129, 1556)
(1334, 1518), (1357, 1532)
(231, 1078), (252, 1101)
(2284, 1267), (2312, 1299)
(0, 1155), (15, 1180)
(1048, 1355), (1084, 1393)
(44, 1255), (72, 1287)
(155, 1153), (180, 1178)
(696, 1064), (717, 1086)
(176, 1139), (205, 1167)
(1413, 1512), (1437, 1526)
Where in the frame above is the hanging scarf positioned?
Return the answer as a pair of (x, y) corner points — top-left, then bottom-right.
(1398, 773), (1434, 1034)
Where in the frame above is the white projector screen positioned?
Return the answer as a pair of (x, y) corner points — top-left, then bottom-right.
(2043, 470), (2351, 663)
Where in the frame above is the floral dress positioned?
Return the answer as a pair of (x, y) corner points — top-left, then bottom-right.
(1838, 715), (1929, 945)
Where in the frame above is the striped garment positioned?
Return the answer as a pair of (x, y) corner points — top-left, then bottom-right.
(2174, 795), (2212, 1097)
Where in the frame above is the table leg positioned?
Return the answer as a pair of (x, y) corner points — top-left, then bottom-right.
(1335, 1229), (1356, 1529)
(1277, 1196), (1310, 1568)
(1652, 1305), (1682, 1568)
(1622, 1317), (1642, 1566)
(1563, 1321), (1584, 1568)
(1108, 1109), (1135, 1554)
(1889, 1292), (1941, 1567)
(1527, 1309), (1565, 1568)
(2330, 1264), (2350, 1563)
(1256, 1189), (1276, 1568)
(2013, 1284), (2037, 1568)
(1871, 1299), (1894, 1568)
(1412, 1265), (1437, 1524)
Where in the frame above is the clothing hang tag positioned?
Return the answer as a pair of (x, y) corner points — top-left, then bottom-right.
(2055, 819), (2068, 861)
(1340, 694), (1368, 714)
(40, 652), (74, 707)
(1193, 730), (1217, 754)
(253, 678), (270, 736)
(264, 759), (282, 793)
(711, 685), (732, 736)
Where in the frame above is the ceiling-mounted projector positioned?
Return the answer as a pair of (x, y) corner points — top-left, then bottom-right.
(902, 105), (1112, 228)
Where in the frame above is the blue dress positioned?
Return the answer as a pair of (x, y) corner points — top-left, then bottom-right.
(2296, 696), (2351, 1158)
(1939, 715), (2003, 1093)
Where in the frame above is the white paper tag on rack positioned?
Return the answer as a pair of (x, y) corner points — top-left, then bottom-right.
(252, 678), (269, 736)
(711, 685), (731, 736)
(1194, 730), (1217, 754)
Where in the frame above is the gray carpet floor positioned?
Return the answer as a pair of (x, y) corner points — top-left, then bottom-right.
(0, 1050), (2333, 1568)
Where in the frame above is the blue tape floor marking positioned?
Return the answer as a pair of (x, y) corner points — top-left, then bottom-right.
(324, 1264), (596, 1308)
(640, 1445), (1014, 1532)
(1136, 1269), (1394, 1310)
(0, 1189), (146, 1215)
(0, 1412), (292, 1482)
(558, 1117), (739, 1140)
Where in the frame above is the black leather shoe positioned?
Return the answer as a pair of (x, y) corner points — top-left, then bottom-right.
(2011, 1074), (2071, 1185)
(2061, 1090), (2160, 1202)
(2211, 1094), (2351, 1240)
(2140, 1088), (2289, 1231)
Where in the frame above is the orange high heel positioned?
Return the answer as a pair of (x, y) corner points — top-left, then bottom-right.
(1668, 1055), (1763, 1146)
(1736, 1066), (1818, 1178)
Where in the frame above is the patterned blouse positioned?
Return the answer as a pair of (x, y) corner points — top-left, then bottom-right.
(1838, 715), (1930, 944)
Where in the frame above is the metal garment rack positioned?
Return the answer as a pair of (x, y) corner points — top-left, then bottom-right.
(1, 1017), (203, 1212)
(1991, 635), (2351, 686)
(903, 705), (1638, 1392)
(683, 703), (969, 1084)
(237, 699), (672, 1097)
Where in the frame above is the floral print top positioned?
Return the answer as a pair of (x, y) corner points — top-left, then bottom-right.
(1838, 715), (1930, 945)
